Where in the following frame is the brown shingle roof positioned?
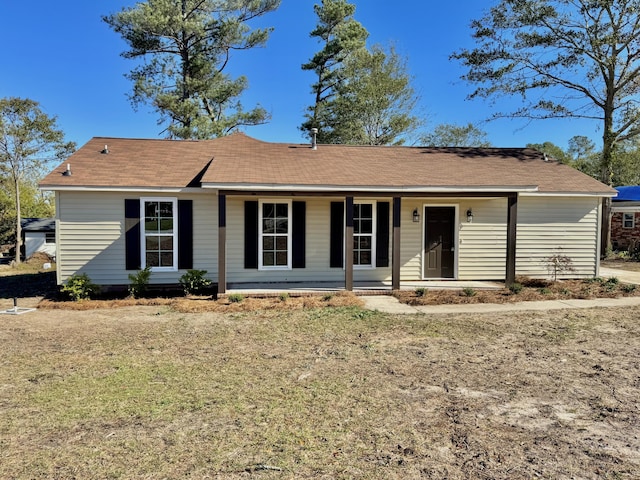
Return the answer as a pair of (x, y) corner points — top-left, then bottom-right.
(40, 133), (615, 195)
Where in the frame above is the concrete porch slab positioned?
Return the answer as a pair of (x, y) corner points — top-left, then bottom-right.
(224, 280), (504, 296)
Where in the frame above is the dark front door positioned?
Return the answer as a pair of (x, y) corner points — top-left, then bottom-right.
(424, 206), (455, 278)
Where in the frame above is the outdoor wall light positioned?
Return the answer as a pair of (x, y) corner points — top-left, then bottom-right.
(412, 208), (420, 223)
(466, 208), (473, 223)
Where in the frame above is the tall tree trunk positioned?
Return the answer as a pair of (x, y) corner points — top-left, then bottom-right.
(599, 98), (615, 257)
(13, 176), (21, 265)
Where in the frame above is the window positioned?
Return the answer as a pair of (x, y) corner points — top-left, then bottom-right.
(259, 201), (291, 269)
(45, 232), (55, 244)
(353, 202), (376, 267)
(623, 212), (635, 229)
(141, 198), (177, 270)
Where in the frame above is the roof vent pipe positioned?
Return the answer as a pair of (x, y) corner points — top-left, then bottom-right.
(63, 163), (72, 176)
(311, 128), (318, 150)
(101, 144), (109, 154)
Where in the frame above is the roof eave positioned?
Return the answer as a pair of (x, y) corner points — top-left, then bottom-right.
(201, 182), (540, 193)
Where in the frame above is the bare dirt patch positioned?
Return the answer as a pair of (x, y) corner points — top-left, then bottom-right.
(602, 258), (640, 272)
(0, 305), (638, 478)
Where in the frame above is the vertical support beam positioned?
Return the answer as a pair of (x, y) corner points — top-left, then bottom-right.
(392, 197), (401, 290)
(506, 193), (518, 287)
(218, 193), (227, 294)
(345, 196), (354, 291)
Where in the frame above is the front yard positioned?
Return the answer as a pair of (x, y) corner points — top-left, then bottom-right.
(1, 305), (638, 478)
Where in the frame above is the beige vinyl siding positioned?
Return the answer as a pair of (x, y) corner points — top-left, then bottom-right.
(457, 198), (508, 280)
(56, 191), (218, 285)
(400, 196), (599, 281)
(515, 196), (599, 278)
(226, 197), (392, 285)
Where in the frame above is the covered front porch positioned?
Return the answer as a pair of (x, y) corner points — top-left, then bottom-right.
(216, 190), (522, 294)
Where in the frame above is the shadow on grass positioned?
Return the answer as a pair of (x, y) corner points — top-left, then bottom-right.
(0, 272), (58, 299)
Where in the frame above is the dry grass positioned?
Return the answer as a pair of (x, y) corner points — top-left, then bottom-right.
(0, 305), (638, 479)
(38, 292), (363, 313)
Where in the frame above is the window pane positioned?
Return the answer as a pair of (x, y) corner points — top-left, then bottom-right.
(360, 235), (372, 250)
(263, 252), (274, 266)
(360, 204), (372, 218)
(360, 251), (372, 265)
(145, 202), (158, 218)
(159, 202), (173, 217)
(160, 252), (173, 267)
(145, 218), (159, 232)
(276, 251), (288, 265)
(263, 236), (274, 250)
(276, 236), (287, 250)
(263, 219), (275, 234)
(146, 236), (159, 251)
(263, 203), (275, 218)
(146, 252), (160, 267)
(353, 204), (361, 219)
(354, 219), (361, 234)
(353, 251), (359, 265)
(159, 218), (173, 232)
(159, 236), (173, 250)
(276, 203), (287, 218)
(275, 219), (288, 234)
(361, 220), (372, 234)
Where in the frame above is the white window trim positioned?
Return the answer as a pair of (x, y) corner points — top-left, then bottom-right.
(623, 212), (635, 229)
(347, 200), (377, 270)
(140, 197), (178, 272)
(259, 199), (292, 270)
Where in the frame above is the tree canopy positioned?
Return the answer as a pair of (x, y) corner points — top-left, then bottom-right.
(420, 123), (491, 147)
(0, 97), (74, 262)
(452, 0), (640, 187)
(104, 0), (280, 139)
(301, 0), (368, 142)
(323, 45), (420, 145)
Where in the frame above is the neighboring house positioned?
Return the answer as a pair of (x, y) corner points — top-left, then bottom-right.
(40, 134), (615, 292)
(610, 185), (640, 250)
(21, 217), (56, 259)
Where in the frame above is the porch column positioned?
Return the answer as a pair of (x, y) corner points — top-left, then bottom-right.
(218, 193), (226, 294)
(345, 196), (354, 291)
(392, 196), (401, 290)
(506, 193), (518, 286)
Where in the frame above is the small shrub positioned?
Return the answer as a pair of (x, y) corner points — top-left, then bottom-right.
(128, 266), (151, 298)
(279, 292), (289, 302)
(322, 293), (334, 301)
(605, 277), (619, 286)
(415, 287), (427, 297)
(179, 269), (212, 295)
(622, 283), (637, 293)
(586, 276), (604, 284)
(462, 287), (476, 297)
(509, 282), (523, 294)
(539, 287), (552, 295)
(228, 293), (244, 303)
(61, 273), (98, 301)
(544, 248), (576, 281)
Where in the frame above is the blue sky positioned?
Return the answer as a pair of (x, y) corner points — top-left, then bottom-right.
(1, 0), (601, 149)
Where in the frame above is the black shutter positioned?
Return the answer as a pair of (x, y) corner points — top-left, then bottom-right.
(178, 200), (193, 270)
(244, 201), (258, 269)
(376, 202), (390, 268)
(292, 201), (306, 268)
(125, 199), (141, 270)
(330, 201), (344, 268)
